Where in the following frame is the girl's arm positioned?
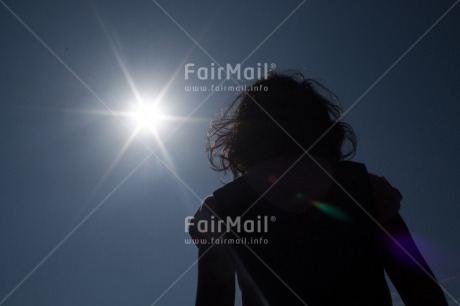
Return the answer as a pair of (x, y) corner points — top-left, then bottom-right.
(382, 214), (448, 305)
(195, 242), (235, 306)
(190, 196), (236, 306)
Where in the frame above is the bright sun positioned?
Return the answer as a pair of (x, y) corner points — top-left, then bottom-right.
(130, 102), (165, 132)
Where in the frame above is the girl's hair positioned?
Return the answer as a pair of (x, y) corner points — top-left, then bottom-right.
(206, 72), (357, 177)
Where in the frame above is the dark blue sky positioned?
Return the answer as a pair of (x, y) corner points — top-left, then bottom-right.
(1, 0), (459, 305)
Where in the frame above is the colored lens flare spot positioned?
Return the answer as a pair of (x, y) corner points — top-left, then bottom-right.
(267, 174), (277, 184)
(313, 201), (352, 222)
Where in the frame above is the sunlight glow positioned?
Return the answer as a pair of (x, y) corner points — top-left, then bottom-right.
(130, 102), (165, 132)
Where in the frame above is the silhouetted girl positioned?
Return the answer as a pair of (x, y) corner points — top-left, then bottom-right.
(189, 72), (447, 306)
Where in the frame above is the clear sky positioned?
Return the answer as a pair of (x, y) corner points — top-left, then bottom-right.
(0, 0), (459, 305)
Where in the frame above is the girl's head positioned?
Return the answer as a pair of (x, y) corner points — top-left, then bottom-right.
(207, 72), (356, 177)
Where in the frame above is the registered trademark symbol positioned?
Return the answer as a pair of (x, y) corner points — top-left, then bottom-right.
(270, 63), (276, 70)
(270, 216), (276, 222)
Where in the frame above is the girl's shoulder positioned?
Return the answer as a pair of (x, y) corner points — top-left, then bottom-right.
(368, 173), (402, 223)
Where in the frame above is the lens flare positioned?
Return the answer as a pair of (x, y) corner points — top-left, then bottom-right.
(313, 201), (351, 222)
